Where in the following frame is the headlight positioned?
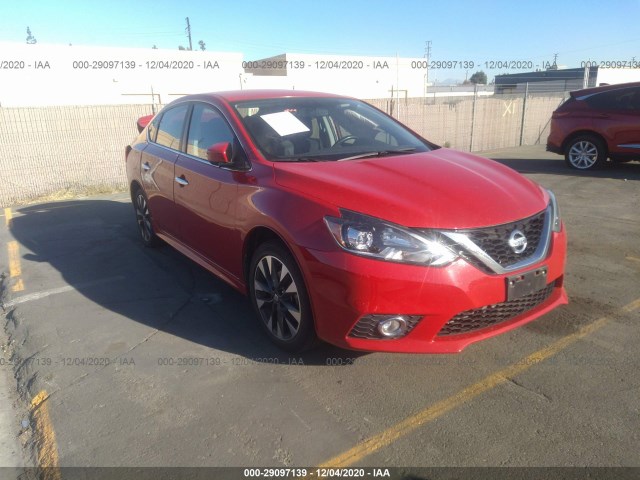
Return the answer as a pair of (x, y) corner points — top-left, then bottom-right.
(547, 189), (562, 232)
(324, 210), (457, 266)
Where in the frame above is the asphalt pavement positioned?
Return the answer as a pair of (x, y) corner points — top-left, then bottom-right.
(0, 146), (639, 477)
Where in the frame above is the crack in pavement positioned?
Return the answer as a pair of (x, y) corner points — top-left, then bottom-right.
(505, 377), (552, 402)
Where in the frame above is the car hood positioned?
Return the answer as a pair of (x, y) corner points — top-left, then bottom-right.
(273, 148), (548, 229)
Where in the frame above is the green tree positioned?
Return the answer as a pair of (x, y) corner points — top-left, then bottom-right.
(26, 27), (37, 44)
(469, 71), (487, 84)
(198, 40), (206, 51)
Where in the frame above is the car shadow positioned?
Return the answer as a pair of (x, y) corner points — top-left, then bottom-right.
(7, 199), (366, 366)
(490, 156), (640, 181)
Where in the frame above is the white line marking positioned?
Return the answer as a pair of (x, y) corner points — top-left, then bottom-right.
(1, 276), (125, 309)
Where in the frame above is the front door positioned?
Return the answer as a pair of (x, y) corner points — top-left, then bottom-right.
(173, 103), (242, 278)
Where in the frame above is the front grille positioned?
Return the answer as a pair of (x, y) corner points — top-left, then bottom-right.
(349, 315), (422, 339)
(459, 209), (546, 268)
(437, 283), (555, 337)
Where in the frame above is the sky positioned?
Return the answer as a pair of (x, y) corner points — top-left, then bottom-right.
(1, 0), (639, 82)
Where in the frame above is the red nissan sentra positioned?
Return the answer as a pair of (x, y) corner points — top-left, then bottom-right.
(126, 90), (567, 353)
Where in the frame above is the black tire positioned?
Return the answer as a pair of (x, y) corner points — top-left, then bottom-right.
(133, 187), (161, 247)
(564, 135), (607, 170)
(248, 241), (316, 352)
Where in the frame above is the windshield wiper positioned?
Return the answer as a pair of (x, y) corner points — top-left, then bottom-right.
(337, 148), (417, 162)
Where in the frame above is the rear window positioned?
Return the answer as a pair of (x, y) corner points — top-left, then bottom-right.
(556, 97), (576, 111)
(147, 116), (159, 143)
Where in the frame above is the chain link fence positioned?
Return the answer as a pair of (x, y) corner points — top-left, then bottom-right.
(367, 91), (567, 152)
(0, 104), (155, 206)
(0, 91), (568, 207)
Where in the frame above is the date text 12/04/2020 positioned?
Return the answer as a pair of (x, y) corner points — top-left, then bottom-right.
(243, 468), (391, 478)
(3, 57), (640, 71)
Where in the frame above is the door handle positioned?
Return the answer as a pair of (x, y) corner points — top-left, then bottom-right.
(175, 176), (189, 186)
(142, 162), (151, 171)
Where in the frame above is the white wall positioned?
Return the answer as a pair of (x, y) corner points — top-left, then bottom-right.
(596, 68), (640, 85)
(242, 53), (428, 98)
(0, 42), (244, 107)
(0, 43), (462, 106)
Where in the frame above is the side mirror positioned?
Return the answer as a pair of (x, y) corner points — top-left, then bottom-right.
(137, 114), (154, 133)
(206, 142), (233, 164)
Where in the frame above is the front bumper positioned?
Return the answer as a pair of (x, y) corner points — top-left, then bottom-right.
(300, 229), (567, 353)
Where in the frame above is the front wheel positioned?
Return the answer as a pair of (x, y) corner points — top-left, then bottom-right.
(249, 242), (316, 352)
(564, 135), (607, 170)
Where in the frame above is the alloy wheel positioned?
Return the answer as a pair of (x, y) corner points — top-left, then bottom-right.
(253, 255), (301, 341)
(135, 193), (153, 243)
(568, 140), (599, 169)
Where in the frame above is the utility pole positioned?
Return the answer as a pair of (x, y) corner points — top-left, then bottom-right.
(424, 40), (432, 99)
(185, 17), (193, 51)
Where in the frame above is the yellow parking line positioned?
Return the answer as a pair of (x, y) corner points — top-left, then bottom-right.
(8, 241), (21, 277)
(318, 298), (640, 468)
(31, 391), (61, 479)
(622, 298), (640, 312)
(6, 210), (25, 291)
(7, 240), (24, 292)
(12, 279), (25, 292)
(4, 208), (12, 227)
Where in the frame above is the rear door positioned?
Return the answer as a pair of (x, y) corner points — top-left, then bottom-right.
(585, 87), (640, 156)
(140, 103), (190, 237)
(174, 103), (243, 278)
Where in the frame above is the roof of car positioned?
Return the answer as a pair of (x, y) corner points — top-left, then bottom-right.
(571, 81), (640, 98)
(179, 89), (348, 104)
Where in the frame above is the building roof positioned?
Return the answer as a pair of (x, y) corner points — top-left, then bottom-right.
(495, 67), (598, 86)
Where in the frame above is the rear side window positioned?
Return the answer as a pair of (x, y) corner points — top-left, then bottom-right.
(615, 89), (640, 111)
(585, 87), (640, 111)
(155, 104), (190, 150)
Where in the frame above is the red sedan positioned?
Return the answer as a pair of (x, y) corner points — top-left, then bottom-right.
(126, 90), (567, 353)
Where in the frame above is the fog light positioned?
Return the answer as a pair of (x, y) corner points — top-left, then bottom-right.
(377, 316), (408, 338)
(349, 314), (423, 339)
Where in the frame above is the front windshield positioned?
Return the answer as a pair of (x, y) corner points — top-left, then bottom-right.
(233, 97), (436, 162)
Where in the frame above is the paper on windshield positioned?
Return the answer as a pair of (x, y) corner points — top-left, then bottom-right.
(260, 111), (310, 137)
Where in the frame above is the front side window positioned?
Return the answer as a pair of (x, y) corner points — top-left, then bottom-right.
(155, 104), (189, 150)
(233, 97), (435, 162)
(186, 104), (235, 160)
